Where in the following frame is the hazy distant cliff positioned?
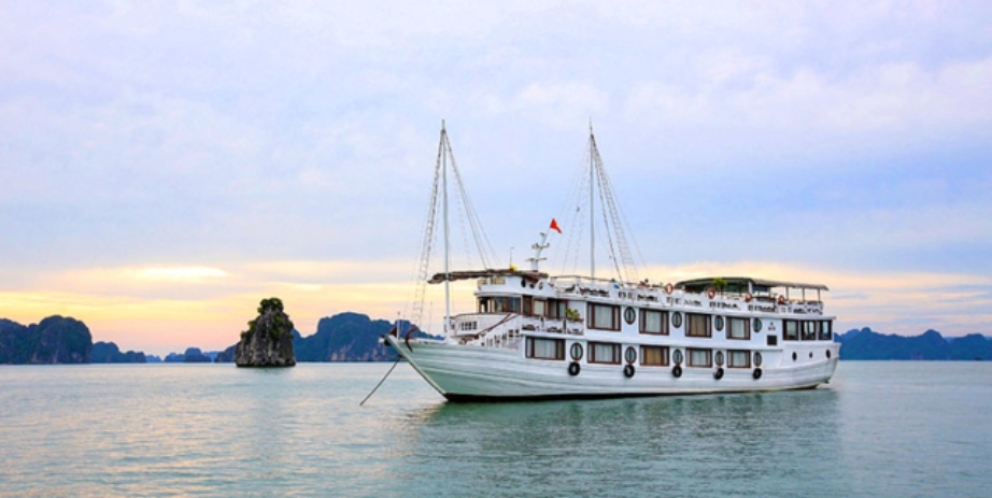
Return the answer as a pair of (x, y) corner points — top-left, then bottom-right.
(0, 316), (92, 364)
(294, 313), (396, 362)
(837, 328), (992, 360)
(214, 312), (430, 363)
(91, 341), (147, 363)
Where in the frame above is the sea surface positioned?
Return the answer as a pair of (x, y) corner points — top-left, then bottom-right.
(1, 362), (990, 497)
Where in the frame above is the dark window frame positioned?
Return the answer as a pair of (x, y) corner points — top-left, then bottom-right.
(783, 320), (799, 341)
(727, 349), (751, 368)
(545, 299), (567, 320)
(685, 313), (712, 338)
(589, 341), (622, 364)
(686, 347), (712, 368)
(525, 337), (565, 361)
(819, 320), (833, 340)
(639, 309), (669, 335)
(587, 303), (621, 331)
(727, 317), (751, 340)
(801, 320), (818, 341)
(639, 345), (670, 366)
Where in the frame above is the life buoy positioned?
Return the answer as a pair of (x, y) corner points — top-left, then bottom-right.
(568, 362), (581, 376)
(714, 367), (724, 380)
(744, 292), (753, 303)
(672, 365), (682, 378)
(707, 287), (716, 299)
(752, 368), (762, 380)
(664, 283), (674, 295)
(777, 295), (786, 305)
(623, 364), (635, 378)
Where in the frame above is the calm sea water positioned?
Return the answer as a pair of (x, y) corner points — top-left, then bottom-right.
(1, 362), (990, 497)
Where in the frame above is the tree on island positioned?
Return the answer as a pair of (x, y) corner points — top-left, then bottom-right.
(235, 297), (297, 367)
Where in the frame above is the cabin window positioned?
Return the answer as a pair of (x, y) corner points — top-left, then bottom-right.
(523, 296), (533, 315)
(728, 350), (751, 368)
(532, 299), (546, 317)
(639, 309), (669, 335)
(727, 317), (750, 340)
(588, 303), (620, 331)
(460, 321), (477, 331)
(687, 348), (712, 367)
(784, 320), (799, 341)
(767, 335), (778, 346)
(478, 296), (522, 314)
(589, 342), (621, 364)
(640, 345), (670, 366)
(546, 299), (567, 319)
(525, 337), (564, 360)
(819, 320), (833, 340)
(802, 321), (818, 341)
(686, 313), (712, 338)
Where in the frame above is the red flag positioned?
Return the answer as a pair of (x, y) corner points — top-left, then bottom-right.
(549, 218), (562, 234)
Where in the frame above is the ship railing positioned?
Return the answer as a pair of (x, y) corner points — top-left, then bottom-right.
(449, 313), (516, 338)
(519, 315), (585, 336)
(551, 275), (666, 303)
(547, 277), (826, 316)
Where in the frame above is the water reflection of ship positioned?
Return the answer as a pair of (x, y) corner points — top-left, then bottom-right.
(392, 390), (847, 495)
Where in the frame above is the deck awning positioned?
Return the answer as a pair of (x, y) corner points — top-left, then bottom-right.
(675, 277), (829, 292)
(428, 269), (548, 285)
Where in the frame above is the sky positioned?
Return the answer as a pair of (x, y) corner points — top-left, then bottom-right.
(2, 1), (990, 355)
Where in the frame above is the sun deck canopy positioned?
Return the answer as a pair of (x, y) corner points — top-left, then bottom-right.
(676, 277), (829, 294)
(429, 269), (548, 285)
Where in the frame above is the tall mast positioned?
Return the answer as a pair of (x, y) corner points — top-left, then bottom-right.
(441, 121), (451, 336)
(589, 123), (595, 280)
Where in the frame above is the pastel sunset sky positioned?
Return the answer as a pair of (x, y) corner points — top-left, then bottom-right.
(2, 1), (990, 355)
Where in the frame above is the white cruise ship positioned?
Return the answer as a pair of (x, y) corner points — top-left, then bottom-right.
(384, 125), (840, 401)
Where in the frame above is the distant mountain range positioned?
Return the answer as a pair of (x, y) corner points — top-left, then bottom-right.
(3, 315), (989, 365)
(837, 328), (992, 360)
(214, 312), (428, 363)
(0, 316), (92, 364)
(91, 341), (146, 363)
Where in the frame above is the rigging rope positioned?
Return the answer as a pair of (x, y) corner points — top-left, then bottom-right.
(359, 355), (402, 406)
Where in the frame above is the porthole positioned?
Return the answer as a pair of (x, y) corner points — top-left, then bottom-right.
(624, 346), (637, 365)
(714, 316), (724, 332)
(715, 351), (724, 366)
(624, 307), (636, 325)
(570, 343), (584, 361)
(809, 352), (813, 359)
(754, 318), (763, 333)
(754, 352), (763, 367)
(672, 312), (683, 329)
(521, 279), (526, 287)
(792, 352), (797, 361)
(673, 349), (684, 365)
(826, 350), (831, 359)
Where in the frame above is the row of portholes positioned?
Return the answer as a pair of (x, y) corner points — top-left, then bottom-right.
(618, 307), (766, 334)
(568, 342), (764, 368)
(791, 350), (833, 361)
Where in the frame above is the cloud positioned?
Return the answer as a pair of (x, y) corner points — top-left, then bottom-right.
(2, 1), (991, 347)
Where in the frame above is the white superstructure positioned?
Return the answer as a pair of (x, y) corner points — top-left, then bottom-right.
(386, 272), (838, 401)
(384, 125), (839, 401)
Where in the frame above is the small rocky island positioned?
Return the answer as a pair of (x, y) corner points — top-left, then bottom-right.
(235, 297), (296, 367)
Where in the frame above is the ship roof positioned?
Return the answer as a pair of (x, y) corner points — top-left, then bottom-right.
(429, 269), (548, 284)
(675, 277), (829, 292)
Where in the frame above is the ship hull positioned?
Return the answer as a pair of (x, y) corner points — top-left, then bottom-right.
(385, 335), (840, 401)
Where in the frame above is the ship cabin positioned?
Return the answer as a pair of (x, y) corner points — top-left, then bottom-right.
(434, 271), (835, 361)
